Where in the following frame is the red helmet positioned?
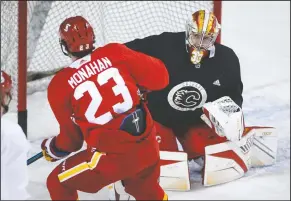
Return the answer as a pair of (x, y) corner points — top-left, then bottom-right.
(1, 70), (12, 113)
(59, 16), (95, 56)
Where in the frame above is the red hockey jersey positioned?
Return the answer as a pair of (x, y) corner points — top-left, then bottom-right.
(47, 43), (169, 153)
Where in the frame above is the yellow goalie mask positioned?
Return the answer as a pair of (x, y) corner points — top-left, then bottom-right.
(185, 10), (221, 64)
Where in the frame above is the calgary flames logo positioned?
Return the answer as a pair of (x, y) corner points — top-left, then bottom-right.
(168, 81), (207, 111)
(174, 90), (201, 107)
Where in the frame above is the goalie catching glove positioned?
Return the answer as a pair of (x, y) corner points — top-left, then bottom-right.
(201, 96), (245, 142)
(41, 137), (70, 162)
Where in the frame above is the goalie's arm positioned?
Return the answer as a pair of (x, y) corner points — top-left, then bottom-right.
(220, 49), (243, 107)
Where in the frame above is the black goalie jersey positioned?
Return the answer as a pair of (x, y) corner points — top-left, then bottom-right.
(125, 32), (243, 134)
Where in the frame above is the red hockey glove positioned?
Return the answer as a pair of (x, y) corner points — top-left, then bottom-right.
(41, 137), (70, 162)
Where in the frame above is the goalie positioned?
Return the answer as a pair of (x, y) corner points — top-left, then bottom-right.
(110, 10), (278, 199)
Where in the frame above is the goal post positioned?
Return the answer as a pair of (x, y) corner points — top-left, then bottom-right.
(213, 0), (222, 43)
(1, 1), (222, 139)
(18, 0), (28, 136)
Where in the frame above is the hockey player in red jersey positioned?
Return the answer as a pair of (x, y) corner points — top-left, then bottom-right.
(41, 16), (169, 200)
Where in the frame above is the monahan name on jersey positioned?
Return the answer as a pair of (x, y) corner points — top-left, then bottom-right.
(68, 57), (112, 89)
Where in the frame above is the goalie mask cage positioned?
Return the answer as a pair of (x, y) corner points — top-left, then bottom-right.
(1, 1), (222, 137)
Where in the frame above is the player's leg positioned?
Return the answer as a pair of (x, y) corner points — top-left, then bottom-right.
(47, 141), (162, 200)
(46, 149), (108, 200)
(154, 121), (179, 151)
(177, 125), (227, 159)
(123, 161), (168, 200)
(47, 148), (140, 200)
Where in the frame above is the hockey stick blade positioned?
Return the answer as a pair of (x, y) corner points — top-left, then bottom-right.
(27, 151), (43, 165)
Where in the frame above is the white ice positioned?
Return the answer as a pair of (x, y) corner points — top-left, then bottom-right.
(2, 1), (290, 200)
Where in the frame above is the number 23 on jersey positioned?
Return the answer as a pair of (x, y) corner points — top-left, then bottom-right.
(73, 67), (133, 125)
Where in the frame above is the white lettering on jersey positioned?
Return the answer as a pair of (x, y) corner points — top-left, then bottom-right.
(68, 57), (112, 89)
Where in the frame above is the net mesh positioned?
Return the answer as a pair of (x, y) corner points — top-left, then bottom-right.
(1, 1), (215, 112)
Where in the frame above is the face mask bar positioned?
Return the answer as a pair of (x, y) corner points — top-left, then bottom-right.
(186, 23), (219, 51)
(185, 19), (220, 65)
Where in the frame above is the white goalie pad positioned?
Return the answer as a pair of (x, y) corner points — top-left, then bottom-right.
(159, 151), (190, 191)
(247, 127), (277, 167)
(203, 126), (278, 186)
(203, 140), (250, 186)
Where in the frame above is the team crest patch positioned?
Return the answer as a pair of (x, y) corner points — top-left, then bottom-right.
(167, 81), (207, 111)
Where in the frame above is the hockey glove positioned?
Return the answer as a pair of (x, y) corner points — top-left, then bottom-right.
(200, 96), (245, 142)
(41, 137), (70, 162)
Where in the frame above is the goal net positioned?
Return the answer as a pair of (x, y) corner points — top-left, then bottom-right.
(1, 1), (221, 137)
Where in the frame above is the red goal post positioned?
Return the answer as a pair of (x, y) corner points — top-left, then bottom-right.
(1, 1), (222, 137)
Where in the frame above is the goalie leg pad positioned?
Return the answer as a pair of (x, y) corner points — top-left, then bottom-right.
(202, 128), (258, 186)
(245, 127), (277, 167)
(159, 151), (190, 191)
(202, 126), (277, 186)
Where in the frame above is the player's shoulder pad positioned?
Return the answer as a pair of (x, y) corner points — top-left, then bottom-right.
(48, 67), (72, 90)
(104, 43), (129, 52)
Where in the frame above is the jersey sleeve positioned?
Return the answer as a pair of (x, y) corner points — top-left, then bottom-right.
(220, 49), (243, 107)
(47, 70), (84, 153)
(116, 43), (169, 91)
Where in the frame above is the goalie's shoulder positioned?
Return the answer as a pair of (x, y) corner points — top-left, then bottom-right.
(125, 31), (183, 47)
(215, 43), (239, 59)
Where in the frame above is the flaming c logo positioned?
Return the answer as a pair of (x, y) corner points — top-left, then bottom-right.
(167, 81), (207, 111)
(174, 90), (201, 107)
